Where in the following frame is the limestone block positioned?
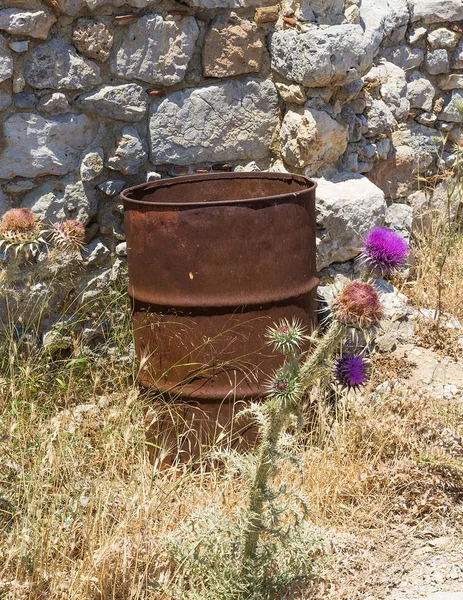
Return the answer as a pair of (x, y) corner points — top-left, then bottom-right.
(254, 6), (279, 23)
(439, 90), (463, 122)
(21, 175), (99, 224)
(315, 172), (386, 269)
(110, 15), (199, 85)
(72, 19), (114, 62)
(407, 71), (435, 111)
(0, 9), (55, 40)
(0, 35), (13, 83)
(270, 25), (373, 88)
(149, 78), (279, 165)
(80, 148), (104, 182)
(383, 45), (424, 70)
(280, 106), (348, 174)
(428, 27), (459, 49)
(24, 39), (101, 90)
(364, 99), (395, 136)
(425, 48), (449, 74)
(408, 0), (463, 23)
(76, 83), (148, 122)
(202, 13), (263, 78)
(106, 127), (148, 175)
(0, 113), (98, 180)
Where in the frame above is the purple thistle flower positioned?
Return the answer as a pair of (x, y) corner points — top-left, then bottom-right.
(361, 227), (408, 275)
(334, 354), (368, 390)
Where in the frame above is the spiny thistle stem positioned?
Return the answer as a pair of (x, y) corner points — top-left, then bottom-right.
(241, 320), (345, 567)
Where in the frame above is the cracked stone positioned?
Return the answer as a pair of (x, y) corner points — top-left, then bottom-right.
(150, 77), (279, 165)
(110, 14), (199, 85)
(315, 172), (386, 269)
(270, 25), (373, 87)
(0, 113), (98, 180)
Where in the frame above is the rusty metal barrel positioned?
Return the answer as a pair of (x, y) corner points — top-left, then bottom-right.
(122, 172), (318, 459)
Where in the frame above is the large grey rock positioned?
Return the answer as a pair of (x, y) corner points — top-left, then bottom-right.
(407, 71), (435, 111)
(359, 0), (409, 48)
(0, 35), (13, 83)
(425, 48), (449, 74)
(364, 61), (409, 121)
(24, 39), (101, 90)
(149, 78), (279, 165)
(106, 126), (148, 175)
(76, 84), (147, 122)
(21, 175), (98, 224)
(364, 99), (395, 136)
(439, 90), (463, 122)
(383, 45), (424, 70)
(408, 0), (463, 23)
(202, 13), (263, 78)
(0, 9), (55, 40)
(315, 172), (386, 269)
(270, 25), (373, 88)
(280, 106), (348, 174)
(428, 27), (459, 49)
(110, 15), (199, 85)
(0, 113), (98, 180)
(385, 202), (413, 241)
(368, 127), (435, 198)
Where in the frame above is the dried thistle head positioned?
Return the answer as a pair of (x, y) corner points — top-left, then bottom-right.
(265, 318), (306, 356)
(332, 281), (383, 329)
(50, 220), (86, 251)
(0, 208), (45, 256)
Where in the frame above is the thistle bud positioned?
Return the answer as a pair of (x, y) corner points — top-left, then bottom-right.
(265, 318), (306, 356)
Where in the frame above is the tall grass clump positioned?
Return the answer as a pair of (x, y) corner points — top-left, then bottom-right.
(408, 106), (463, 323)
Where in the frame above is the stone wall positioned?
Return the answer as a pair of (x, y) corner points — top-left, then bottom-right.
(0, 0), (462, 314)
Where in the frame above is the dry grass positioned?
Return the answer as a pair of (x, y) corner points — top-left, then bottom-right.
(1, 300), (462, 599)
(403, 196), (463, 321)
(2, 200), (463, 598)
